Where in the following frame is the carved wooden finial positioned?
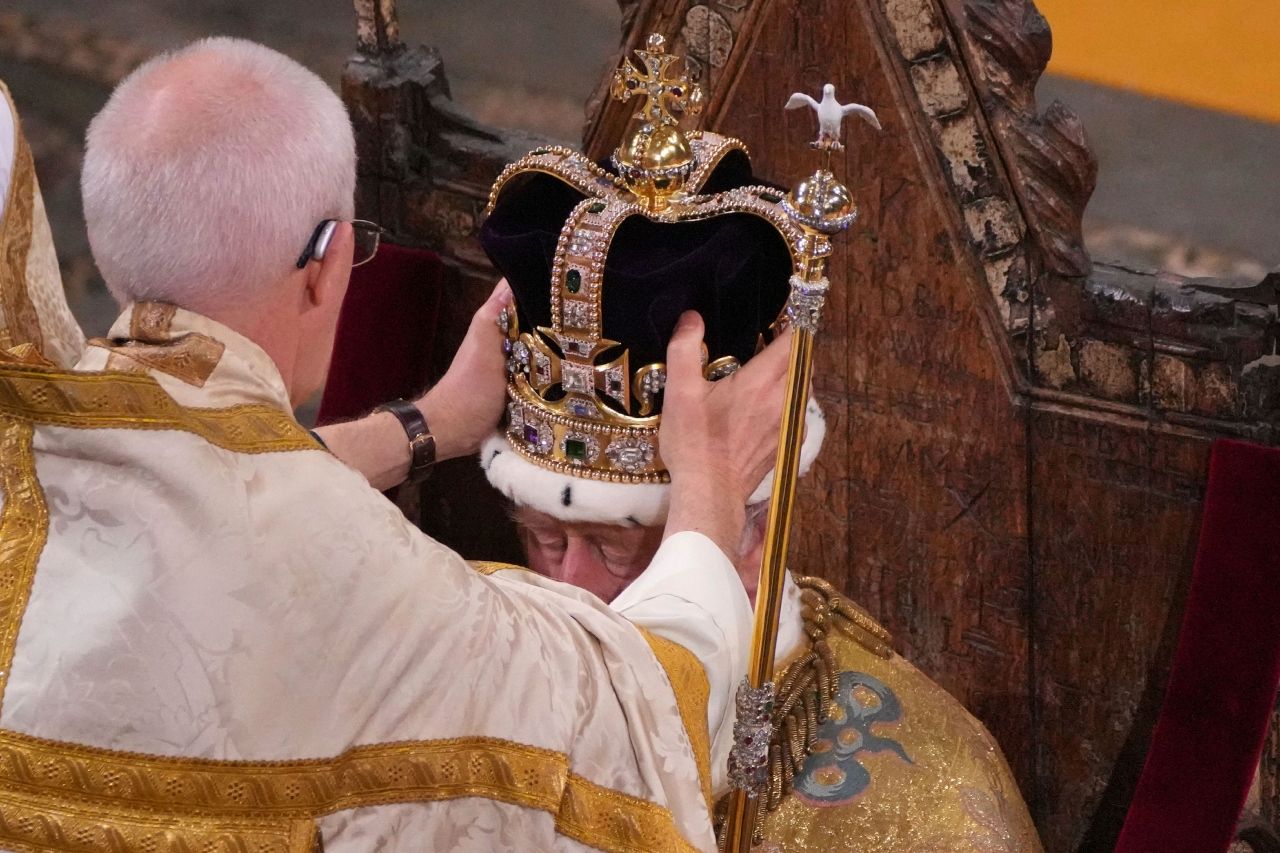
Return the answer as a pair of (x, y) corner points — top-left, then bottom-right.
(354, 0), (400, 54)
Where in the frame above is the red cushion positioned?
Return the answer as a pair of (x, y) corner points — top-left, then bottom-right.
(318, 243), (445, 425)
(1116, 438), (1280, 853)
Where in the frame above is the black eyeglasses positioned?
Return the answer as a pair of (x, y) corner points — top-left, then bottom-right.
(296, 219), (386, 270)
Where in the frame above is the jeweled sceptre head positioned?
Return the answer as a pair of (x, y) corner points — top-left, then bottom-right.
(782, 83), (881, 236)
(771, 84), (880, 333)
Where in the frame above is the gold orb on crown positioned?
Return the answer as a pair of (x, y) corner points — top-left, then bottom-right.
(610, 33), (705, 211)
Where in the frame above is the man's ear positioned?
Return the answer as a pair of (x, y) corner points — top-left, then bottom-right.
(306, 221), (354, 308)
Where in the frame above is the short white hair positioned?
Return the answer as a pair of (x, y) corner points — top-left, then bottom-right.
(82, 37), (356, 310)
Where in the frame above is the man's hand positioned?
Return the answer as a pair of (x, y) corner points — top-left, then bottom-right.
(417, 279), (514, 461)
(316, 280), (513, 490)
(660, 311), (791, 561)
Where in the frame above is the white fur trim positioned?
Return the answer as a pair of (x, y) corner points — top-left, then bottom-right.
(480, 433), (671, 525)
(481, 399), (827, 525)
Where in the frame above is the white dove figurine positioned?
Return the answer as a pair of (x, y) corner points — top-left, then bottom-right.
(785, 83), (881, 150)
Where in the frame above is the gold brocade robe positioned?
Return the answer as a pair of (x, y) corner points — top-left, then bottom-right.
(751, 576), (1043, 852)
(0, 80), (84, 367)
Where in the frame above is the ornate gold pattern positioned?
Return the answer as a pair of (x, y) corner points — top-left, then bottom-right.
(87, 303), (227, 388)
(0, 729), (698, 853)
(467, 560), (533, 576)
(609, 33), (705, 210)
(90, 333), (227, 388)
(129, 301), (179, 339)
(0, 786), (317, 853)
(640, 630), (713, 812)
(560, 772), (699, 853)
(0, 362), (319, 455)
(0, 86), (44, 353)
(719, 577), (1043, 852)
(0, 730), (567, 818)
(0, 418), (47, 714)
(483, 133), (747, 221)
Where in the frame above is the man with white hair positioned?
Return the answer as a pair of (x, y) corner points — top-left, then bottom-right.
(0, 38), (791, 851)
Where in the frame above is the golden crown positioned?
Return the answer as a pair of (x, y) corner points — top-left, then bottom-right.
(484, 36), (809, 485)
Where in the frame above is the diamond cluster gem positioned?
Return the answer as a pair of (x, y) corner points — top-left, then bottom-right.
(563, 300), (594, 329)
(605, 435), (656, 473)
(561, 362), (594, 394)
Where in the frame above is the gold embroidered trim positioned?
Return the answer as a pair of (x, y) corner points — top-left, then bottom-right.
(0, 786), (317, 853)
(0, 418), (47, 714)
(86, 303), (228, 388)
(0, 730), (698, 853)
(90, 333), (227, 388)
(0, 731), (566, 818)
(129, 301), (178, 339)
(468, 560), (533, 576)
(0, 85), (43, 354)
(641, 630), (713, 814)
(560, 771), (699, 853)
(0, 362), (318, 455)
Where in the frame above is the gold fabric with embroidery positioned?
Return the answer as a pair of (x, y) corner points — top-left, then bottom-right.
(0, 728), (698, 853)
(0, 96), (42, 353)
(0, 417), (46, 713)
(0, 786), (317, 853)
(0, 730), (566, 818)
(88, 303), (227, 387)
(468, 560), (533, 576)
(640, 629), (713, 812)
(749, 578), (1043, 852)
(560, 771), (698, 853)
(0, 361), (318, 455)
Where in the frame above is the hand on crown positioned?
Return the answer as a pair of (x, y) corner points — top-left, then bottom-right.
(659, 310), (791, 539)
(416, 279), (515, 461)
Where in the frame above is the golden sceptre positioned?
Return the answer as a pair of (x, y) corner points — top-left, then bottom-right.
(720, 83), (880, 851)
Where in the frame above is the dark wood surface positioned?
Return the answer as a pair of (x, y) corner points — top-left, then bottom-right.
(342, 1), (1280, 848)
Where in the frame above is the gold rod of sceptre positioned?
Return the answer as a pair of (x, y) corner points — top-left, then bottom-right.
(721, 81), (878, 852)
(721, 325), (815, 852)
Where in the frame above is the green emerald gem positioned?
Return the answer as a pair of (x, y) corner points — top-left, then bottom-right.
(531, 147), (551, 155)
(565, 438), (588, 462)
(565, 269), (582, 293)
(759, 191), (783, 204)
(587, 201), (607, 214)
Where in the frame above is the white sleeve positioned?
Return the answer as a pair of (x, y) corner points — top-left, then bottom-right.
(610, 531), (752, 794)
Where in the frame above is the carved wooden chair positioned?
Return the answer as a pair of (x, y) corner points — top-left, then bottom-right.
(339, 0), (1280, 849)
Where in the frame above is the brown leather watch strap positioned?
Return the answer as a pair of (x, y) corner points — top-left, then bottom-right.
(376, 398), (436, 485)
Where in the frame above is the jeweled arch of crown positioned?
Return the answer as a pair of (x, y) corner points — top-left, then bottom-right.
(487, 33), (808, 485)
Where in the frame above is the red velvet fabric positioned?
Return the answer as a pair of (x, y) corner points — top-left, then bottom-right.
(317, 242), (445, 425)
(1115, 438), (1280, 853)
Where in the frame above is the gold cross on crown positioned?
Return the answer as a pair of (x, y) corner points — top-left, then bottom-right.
(610, 33), (704, 127)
